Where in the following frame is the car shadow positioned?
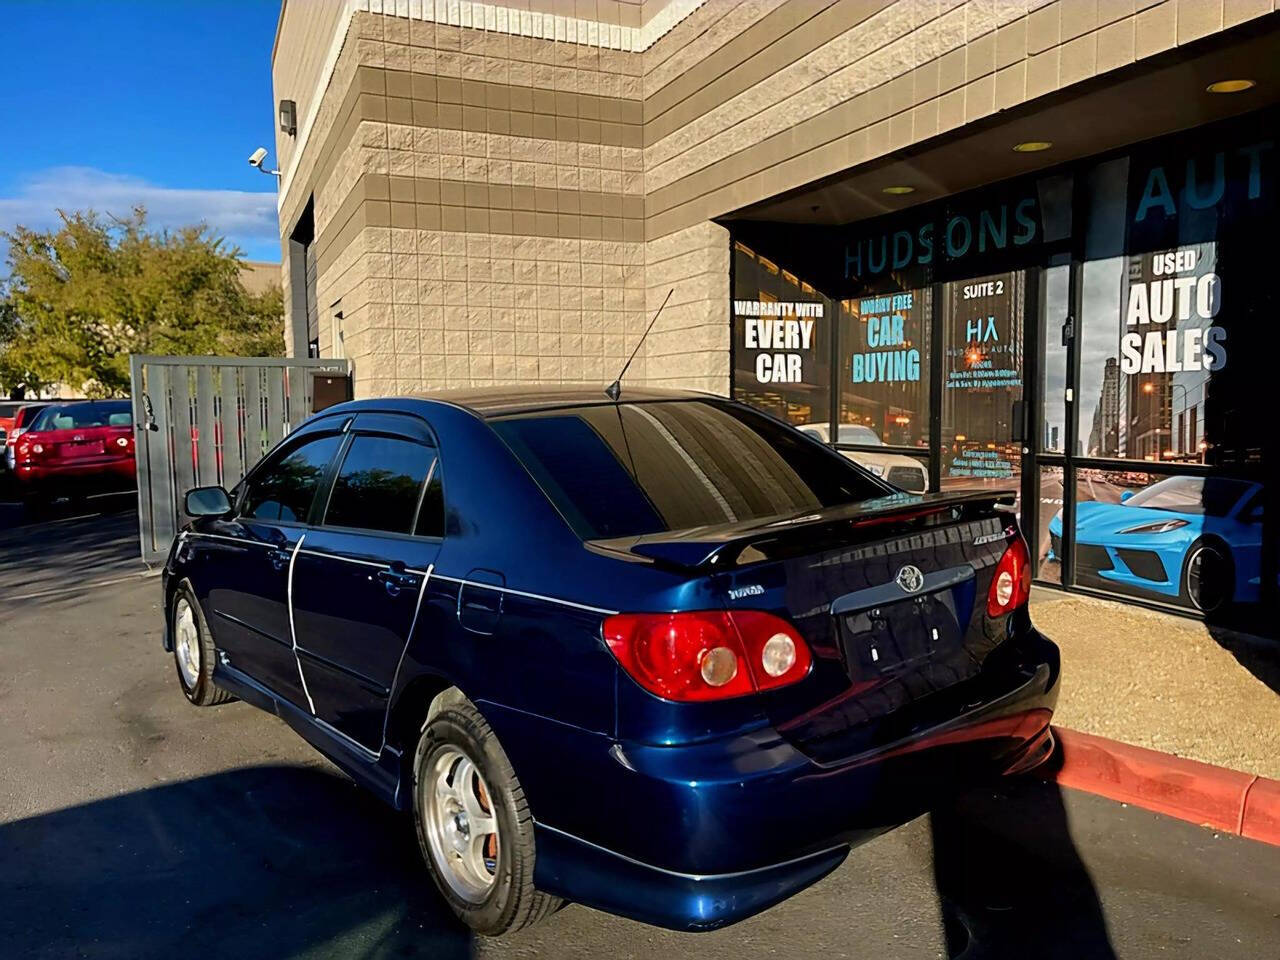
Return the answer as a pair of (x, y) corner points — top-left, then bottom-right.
(0, 765), (474, 960)
(930, 774), (1116, 960)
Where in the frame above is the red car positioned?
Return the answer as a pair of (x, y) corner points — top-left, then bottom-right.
(0, 400), (28, 455)
(2, 401), (53, 472)
(12, 399), (136, 505)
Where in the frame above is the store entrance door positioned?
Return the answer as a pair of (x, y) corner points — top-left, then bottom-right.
(935, 268), (1038, 528)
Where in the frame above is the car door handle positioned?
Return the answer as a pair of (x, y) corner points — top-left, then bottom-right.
(268, 548), (290, 571)
(374, 567), (417, 597)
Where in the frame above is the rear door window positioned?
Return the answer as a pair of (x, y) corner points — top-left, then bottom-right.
(491, 400), (884, 539)
(322, 434), (436, 535)
(240, 434), (343, 523)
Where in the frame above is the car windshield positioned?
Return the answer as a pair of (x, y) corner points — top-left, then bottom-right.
(0, 402), (26, 418)
(491, 399), (884, 540)
(29, 400), (132, 432)
(836, 424), (883, 445)
(1124, 475), (1250, 517)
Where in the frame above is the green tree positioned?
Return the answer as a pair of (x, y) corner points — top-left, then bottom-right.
(0, 208), (283, 397)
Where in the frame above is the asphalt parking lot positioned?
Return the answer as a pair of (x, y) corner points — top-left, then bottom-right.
(1, 509), (1277, 959)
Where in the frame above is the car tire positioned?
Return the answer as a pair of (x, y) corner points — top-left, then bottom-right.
(1180, 539), (1233, 614)
(171, 583), (234, 706)
(412, 693), (562, 936)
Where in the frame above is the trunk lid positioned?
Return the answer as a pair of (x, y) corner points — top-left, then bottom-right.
(38, 425), (133, 465)
(593, 490), (1023, 762)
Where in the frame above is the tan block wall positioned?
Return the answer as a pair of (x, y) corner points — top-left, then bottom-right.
(640, 0), (1278, 237)
(274, 0), (358, 219)
(276, 0), (1277, 396)
(643, 221), (729, 393)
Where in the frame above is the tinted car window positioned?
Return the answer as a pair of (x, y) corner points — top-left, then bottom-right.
(30, 400), (131, 431)
(323, 435), (436, 534)
(491, 400), (884, 540)
(241, 434), (343, 523)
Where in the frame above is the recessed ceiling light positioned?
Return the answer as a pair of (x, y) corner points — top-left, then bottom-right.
(882, 185), (915, 195)
(1013, 141), (1053, 153)
(1206, 79), (1255, 94)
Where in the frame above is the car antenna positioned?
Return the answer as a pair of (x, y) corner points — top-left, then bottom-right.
(606, 288), (672, 402)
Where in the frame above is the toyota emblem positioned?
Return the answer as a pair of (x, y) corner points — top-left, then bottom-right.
(896, 565), (925, 593)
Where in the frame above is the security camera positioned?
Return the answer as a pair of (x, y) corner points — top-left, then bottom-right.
(248, 147), (269, 168)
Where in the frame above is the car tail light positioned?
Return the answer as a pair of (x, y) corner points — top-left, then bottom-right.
(602, 610), (812, 702)
(987, 536), (1032, 618)
(17, 435), (43, 460)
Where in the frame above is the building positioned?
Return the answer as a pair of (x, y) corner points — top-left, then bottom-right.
(239, 259), (285, 296)
(271, 0), (1277, 619)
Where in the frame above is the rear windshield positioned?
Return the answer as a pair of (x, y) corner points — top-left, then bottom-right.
(0, 402), (26, 418)
(30, 401), (132, 432)
(490, 400), (884, 540)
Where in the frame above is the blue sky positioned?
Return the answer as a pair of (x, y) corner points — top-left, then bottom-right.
(0, 0), (283, 264)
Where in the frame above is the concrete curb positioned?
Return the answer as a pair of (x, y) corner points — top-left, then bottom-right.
(1044, 726), (1280, 847)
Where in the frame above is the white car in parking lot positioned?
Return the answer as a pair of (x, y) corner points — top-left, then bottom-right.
(799, 422), (929, 492)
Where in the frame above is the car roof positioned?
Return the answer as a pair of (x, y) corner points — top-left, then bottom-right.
(396, 384), (716, 419)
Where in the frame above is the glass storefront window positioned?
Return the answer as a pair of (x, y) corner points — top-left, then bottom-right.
(732, 242), (830, 426)
(1040, 264), (1069, 454)
(1079, 140), (1268, 467)
(940, 269), (1026, 491)
(1037, 465), (1065, 584)
(836, 289), (930, 449)
(1067, 468), (1263, 613)
(728, 108), (1274, 621)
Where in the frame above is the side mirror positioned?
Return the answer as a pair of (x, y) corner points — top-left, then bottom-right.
(185, 485), (232, 517)
(1120, 490), (1135, 503)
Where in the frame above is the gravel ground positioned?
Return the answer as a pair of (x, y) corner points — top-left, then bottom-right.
(1031, 588), (1280, 779)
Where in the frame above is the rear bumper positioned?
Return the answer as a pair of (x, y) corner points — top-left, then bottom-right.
(14, 458), (135, 489)
(483, 630), (1059, 931)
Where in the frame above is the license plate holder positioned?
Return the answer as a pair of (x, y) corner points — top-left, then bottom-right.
(840, 593), (962, 677)
(61, 441), (105, 458)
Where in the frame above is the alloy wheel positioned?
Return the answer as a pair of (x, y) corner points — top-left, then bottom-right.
(423, 746), (500, 903)
(174, 597), (201, 689)
(1186, 545), (1228, 613)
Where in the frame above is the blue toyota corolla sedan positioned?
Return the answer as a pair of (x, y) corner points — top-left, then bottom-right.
(161, 387), (1059, 936)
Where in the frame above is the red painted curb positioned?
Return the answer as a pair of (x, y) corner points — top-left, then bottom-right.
(1044, 726), (1280, 847)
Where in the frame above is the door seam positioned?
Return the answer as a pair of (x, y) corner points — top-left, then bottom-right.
(287, 532), (317, 714)
(380, 562), (434, 755)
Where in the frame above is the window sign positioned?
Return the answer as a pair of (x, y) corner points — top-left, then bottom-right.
(838, 288), (930, 448)
(844, 198), (1038, 284)
(941, 270), (1026, 487)
(735, 299), (824, 385)
(1120, 245), (1226, 377)
(732, 243), (831, 425)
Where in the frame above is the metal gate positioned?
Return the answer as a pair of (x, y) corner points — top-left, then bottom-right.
(129, 355), (349, 563)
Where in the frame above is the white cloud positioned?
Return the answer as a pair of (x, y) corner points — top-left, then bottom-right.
(0, 166), (279, 263)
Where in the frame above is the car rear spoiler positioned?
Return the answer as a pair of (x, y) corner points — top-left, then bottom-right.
(588, 489), (1018, 570)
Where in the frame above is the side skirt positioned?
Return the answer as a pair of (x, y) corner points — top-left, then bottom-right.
(213, 662), (405, 810)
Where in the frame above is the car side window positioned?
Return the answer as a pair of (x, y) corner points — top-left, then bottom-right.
(415, 459), (444, 538)
(322, 434), (436, 535)
(239, 434), (343, 523)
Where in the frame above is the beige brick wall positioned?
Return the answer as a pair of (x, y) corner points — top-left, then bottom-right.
(275, 0), (1277, 396)
(641, 0), (1278, 238)
(643, 221), (729, 393)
